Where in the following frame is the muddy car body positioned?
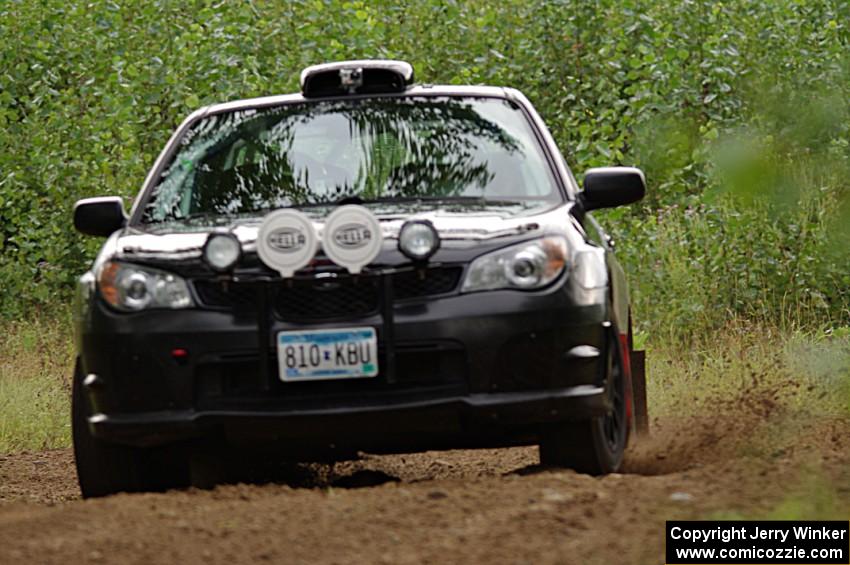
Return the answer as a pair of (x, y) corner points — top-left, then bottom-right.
(72, 60), (647, 497)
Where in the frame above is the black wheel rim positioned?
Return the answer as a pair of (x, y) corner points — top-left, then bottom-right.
(602, 337), (626, 451)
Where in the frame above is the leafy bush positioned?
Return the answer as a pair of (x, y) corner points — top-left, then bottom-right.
(1, 0), (848, 338)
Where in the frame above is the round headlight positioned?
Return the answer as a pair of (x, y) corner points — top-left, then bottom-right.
(505, 247), (546, 288)
(203, 233), (241, 272)
(118, 269), (153, 310)
(398, 220), (440, 261)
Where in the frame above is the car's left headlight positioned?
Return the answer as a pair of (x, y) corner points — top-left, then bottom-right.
(461, 236), (568, 292)
(97, 261), (194, 311)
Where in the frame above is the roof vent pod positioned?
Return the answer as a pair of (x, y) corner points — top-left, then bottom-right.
(300, 60), (414, 98)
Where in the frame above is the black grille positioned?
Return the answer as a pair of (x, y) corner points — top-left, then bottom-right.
(276, 277), (380, 320)
(194, 280), (258, 309)
(393, 267), (462, 299)
(192, 266), (463, 319)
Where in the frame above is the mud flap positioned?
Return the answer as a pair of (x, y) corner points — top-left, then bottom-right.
(629, 349), (649, 436)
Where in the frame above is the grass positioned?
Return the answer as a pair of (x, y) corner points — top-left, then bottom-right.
(0, 317), (74, 453)
(707, 463), (850, 521)
(645, 321), (850, 421)
(764, 470), (849, 520)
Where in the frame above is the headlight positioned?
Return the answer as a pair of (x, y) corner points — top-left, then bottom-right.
(461, 236), (567, 292)
(398, 220), (440, 261)
(97, 261), (194, 311)
(203, 233), (241, 271)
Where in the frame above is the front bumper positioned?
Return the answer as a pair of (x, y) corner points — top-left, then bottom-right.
(89, 384), (607, 450)
(77, 276), (610, 450)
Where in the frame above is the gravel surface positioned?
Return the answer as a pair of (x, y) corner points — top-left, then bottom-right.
(1, 395), (848, 564)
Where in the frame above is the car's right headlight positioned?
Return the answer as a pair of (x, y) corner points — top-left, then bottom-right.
(97, 261), (194, 311)
(461, 236), (568, 292)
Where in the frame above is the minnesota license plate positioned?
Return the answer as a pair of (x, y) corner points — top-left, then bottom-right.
(277, 327), (378, 381)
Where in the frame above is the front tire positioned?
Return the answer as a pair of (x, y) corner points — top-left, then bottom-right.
(72, 362), (189, 498)
(538, 328), (628, 474)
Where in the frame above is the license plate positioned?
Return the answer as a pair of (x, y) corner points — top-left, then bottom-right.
(277, 327), (378, 381)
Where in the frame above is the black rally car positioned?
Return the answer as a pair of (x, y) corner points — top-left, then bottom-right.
(72, 60), (647, 497)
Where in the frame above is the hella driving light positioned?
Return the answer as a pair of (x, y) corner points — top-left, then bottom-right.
(97, 261), (193, 311)
(203, 233), (241, 272)
(398, 220), (440, 261)
(461, 236), (567, 292)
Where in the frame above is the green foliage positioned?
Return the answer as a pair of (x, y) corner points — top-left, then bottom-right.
(1, 0), (848, 338)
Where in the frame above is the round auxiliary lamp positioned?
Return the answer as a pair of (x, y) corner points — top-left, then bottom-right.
(398, 219), (440, 261)
(320, 205), (384, 274)
(202, 232), (242, 272)
(256, 209), (320, 278)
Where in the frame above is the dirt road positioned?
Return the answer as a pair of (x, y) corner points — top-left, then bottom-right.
(1, 387), (848, 564)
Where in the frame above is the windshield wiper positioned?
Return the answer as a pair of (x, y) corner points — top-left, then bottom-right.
(333, 195), (523, 206)
(147, 196), (531, 226)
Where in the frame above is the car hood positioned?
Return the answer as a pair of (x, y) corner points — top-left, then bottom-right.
(103, 201), (579, 263)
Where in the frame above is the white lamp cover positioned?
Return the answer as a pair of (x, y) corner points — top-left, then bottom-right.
(321, 205), (383, 274)
(256, 209), (319, 277)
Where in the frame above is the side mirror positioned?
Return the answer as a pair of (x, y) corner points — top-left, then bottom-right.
(578, 167), (646, 211)
(73, 197), (127, 237)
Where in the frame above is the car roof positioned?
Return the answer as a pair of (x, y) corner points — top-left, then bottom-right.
(202, 85), (519, 116)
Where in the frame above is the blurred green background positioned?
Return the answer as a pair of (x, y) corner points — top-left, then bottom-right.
(0, 0), (848, 340)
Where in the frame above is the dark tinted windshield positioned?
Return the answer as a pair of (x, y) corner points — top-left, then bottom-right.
(141, 96), (559, 223)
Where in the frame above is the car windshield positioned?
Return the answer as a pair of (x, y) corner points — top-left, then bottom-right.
(141, 96), (560, 223)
